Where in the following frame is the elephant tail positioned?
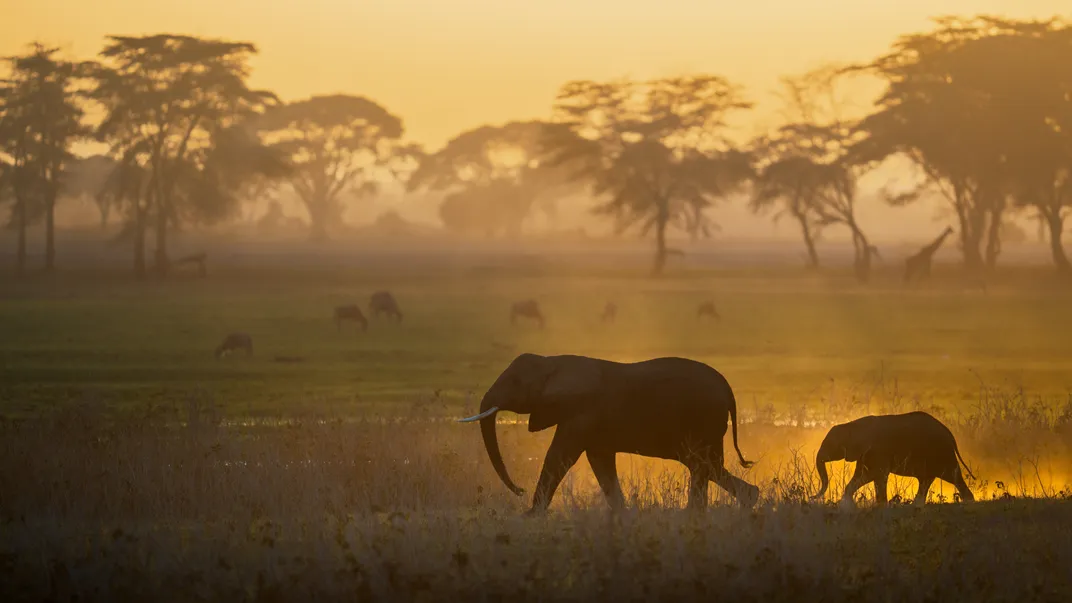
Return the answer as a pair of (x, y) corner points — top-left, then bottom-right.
(728, 389), (754, 469)
(954, 442), (975, 480)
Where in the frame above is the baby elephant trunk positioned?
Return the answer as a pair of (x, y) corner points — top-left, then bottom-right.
(813, 455), (830, 500)
(812, 440), (838, 500)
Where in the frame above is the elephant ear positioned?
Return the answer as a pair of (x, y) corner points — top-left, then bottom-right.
(528, 358), (603, 433)
(841, 422), (872, 462)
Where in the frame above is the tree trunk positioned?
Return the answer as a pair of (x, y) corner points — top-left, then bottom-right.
(97, 197), (111, 230)
(652, 212), (669, 277)
(309, 218), (329, 242)
(958, 218), (984, 273)
(795, 212), (820, 269)
(306, 196), (330, 241)
(134, 207), (147, 280)
(984, 202), (1005, 272)
(954, 186), (985, 273)
(1046, 210), (1070, 275)
(850, 226), (872, 284)
(153, 206), (169, 276)
(15, 198), (27, 276)
(44, 194), (56, 272)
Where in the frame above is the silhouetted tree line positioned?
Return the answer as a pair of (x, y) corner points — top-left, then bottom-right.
(1, 16), (1070, 278)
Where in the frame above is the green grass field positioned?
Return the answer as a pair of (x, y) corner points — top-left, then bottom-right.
(3, 260), (1072, 601)
(1, 263), (1070, 418)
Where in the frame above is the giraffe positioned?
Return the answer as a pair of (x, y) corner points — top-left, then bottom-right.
(904, 227), (954, 284)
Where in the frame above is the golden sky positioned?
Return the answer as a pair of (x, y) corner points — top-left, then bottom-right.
(2, 0), (1069, 149)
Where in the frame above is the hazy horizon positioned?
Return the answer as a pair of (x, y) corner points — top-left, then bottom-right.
(3, 1), (1069, 241)
(4, 1), (1067, 148)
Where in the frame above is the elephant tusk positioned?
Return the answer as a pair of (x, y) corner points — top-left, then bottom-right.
(457, 406), (500, 423)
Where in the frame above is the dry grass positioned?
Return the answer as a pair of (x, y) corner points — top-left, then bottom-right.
(2, 383), (1071, 601)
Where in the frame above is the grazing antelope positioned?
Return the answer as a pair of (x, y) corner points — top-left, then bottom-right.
(510, 299), (545, 329)
(369, 290), (404, 322)
(334, 305), (369, 331)
(697, 301), (721, 321)
(601, 301), (618, 324)
(215, 332), (253, 359)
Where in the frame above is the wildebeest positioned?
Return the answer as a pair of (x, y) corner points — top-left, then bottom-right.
(601, 301), (618, 324)
(215, 332), (253, 359)
(369, 290), (403, 322)
(334, 304), (369, 331)
(697, 301), (721, 321)
(510, 299), (545, 329)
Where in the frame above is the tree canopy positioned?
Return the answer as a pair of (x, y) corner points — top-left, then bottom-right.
(0, 43), (89, 272)
(544, 76), (754, 275)
(255, 94), (416, 240)
(852, 16), (1072, 274)
(4, 15), (1072, 279)
(408, 120), (579, 237)
(88, 34), (280, 276)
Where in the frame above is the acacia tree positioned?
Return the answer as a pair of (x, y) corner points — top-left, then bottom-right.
(966, 19), (1072, 274)
(0, 101), (34, 274)
(96, 145), (154, 275)
(63, 154), (117, 228)
(856, 16), (1072, 274)
(544, 76), (753, 275)
(750, 147), (826, 269)
(89, 35), (277, 275)
(407, 120), (578, 237)
(753, 68), (877, 279)
(255, 95), (416, 240)
(853, 17), (1020, 273)
(0, 43), (88, 272)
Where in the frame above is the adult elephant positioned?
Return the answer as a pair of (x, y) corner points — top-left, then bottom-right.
(458, 353), (759, 513)
(812, 411), (975, 507)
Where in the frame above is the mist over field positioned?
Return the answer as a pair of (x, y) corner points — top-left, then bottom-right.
(3, 3), (1072, 601)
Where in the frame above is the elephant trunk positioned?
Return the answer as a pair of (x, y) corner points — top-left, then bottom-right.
(460, 372), (528, 498)
(812, 436), (840, 500)
(480, 410), (525, 497)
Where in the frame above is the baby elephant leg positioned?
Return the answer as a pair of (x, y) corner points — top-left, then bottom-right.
(840, 464), (874, 509)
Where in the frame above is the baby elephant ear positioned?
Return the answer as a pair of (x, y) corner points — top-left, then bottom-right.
(528, 359), (603, 433)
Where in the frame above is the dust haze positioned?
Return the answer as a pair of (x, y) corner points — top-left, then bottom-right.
(3, 4), (1072, 602)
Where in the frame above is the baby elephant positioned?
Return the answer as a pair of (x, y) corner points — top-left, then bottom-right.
(215, 332), (253, 359)
(369, 290), (403, 322)
(697, 301), (721, 321)
(334, 304), (368, 331)
(510, 299), (545, 329)
(813, 411), (975, 507)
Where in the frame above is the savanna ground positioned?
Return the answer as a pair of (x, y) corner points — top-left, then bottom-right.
(2, 247), (1072, 601)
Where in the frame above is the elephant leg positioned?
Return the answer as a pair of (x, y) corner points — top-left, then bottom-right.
(528, 433), (584, 513)
(873, 471), (890, 506)
(686, 463), (711, 512)
(914, 476), (935, 506)
(840, 465), (873, 507)
(710, 463), (760, 509)
(586, 450), (626, 511)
